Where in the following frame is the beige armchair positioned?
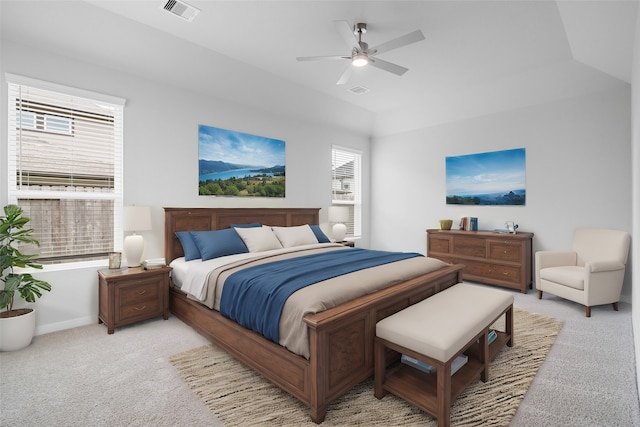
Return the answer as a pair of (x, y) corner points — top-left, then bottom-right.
(536, 228), (630, 317)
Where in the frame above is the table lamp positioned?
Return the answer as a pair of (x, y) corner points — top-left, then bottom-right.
(328, 206), (349, 242)
(123, 206), (151, 267)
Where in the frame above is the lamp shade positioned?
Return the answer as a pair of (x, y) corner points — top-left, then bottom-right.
(123, 206), (151, 267)
(123, 206), (151, 232)
(328, 206), (349, 223)
(328, 206), (349, 242)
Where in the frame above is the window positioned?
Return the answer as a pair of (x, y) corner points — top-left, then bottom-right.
(18, 105), (72, 135)
(6, 74), (125, 263)
(331, 146), (362, 239)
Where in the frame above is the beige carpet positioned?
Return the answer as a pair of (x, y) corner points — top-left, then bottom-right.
(169, 309), (562, 426)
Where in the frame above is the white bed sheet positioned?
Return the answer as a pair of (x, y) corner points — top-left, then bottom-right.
(169, 243), (341, 301)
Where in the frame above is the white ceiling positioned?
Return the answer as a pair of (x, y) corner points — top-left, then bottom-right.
(2, 1), (638, 136)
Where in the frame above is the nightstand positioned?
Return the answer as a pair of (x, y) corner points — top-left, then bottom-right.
(98, 266), (171, 334)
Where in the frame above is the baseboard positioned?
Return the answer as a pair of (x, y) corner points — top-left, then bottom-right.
(35, 316), (96, 336)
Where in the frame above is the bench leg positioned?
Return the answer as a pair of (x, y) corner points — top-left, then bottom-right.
(374, 338), (387, 399)
(481, 329), (489, 382)
(506, 305), (514, 347)
(436, 362), (452, 427)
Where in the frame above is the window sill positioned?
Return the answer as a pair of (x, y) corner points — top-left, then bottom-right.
(14, 259), (109, 273)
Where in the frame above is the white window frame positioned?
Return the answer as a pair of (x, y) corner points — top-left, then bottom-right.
(331, 145), (362, 239)
(6, 73), (125, 264)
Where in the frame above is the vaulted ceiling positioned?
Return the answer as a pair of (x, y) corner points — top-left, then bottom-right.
(2, 1), (637, 136)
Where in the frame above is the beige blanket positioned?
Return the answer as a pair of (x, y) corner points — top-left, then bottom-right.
(196, 245), (449, 358)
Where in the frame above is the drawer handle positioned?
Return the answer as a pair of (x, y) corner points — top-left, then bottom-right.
(503, 250), (508, 254)
(136, 290), (147, 295)
(503, 272), (509, 276)
(134, 305), (147, 311)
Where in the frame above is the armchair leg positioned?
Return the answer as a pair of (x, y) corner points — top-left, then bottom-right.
(585, 306), (591, 317)
(537, 290), (543, 299)
(613, 302), (619, 312)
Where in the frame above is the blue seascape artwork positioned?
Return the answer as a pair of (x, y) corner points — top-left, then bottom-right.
(446, 148), (526, 205)
(198, 124), (285, 197)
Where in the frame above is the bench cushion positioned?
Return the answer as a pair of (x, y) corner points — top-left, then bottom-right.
(376, 283), (513, 362)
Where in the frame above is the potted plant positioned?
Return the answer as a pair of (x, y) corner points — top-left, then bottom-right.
(0, 204), (52, 351)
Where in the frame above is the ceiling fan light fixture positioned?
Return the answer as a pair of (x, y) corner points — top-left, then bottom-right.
(352, 53), (369, 67)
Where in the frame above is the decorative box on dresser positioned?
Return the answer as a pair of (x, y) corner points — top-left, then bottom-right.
(427, 229), (534, 293)
(98, 266), (171, 334)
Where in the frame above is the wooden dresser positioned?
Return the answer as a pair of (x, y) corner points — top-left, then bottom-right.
(427, 229), (534, 293)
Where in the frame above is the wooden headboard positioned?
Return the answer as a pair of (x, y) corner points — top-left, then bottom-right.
(163, 207), (320, 262)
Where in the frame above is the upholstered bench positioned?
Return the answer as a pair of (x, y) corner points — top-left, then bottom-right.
(374, 283), (514, 427)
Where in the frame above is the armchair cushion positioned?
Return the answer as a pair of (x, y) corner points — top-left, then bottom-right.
(540, 266), (585, 290)
(535, 251), (577, 269)
(586, 260), (625, 273)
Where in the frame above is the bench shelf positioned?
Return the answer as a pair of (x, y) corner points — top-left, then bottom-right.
(382, 330), (510, 418)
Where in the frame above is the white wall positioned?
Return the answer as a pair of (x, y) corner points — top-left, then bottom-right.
(370, 86), (633, 300)
(0, 40), (371, 335)
(632, 4), (640, 399)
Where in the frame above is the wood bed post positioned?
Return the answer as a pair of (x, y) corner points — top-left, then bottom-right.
(307, 325), (327, 423)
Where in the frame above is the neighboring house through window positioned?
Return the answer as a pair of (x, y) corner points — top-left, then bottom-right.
(6, 74), (125, 263)
(331, 145), (362, 239)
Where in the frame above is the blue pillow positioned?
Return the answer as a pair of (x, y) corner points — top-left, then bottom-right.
(190, 229), (249, 261)
(230, 223), (262, 228)
(310, 225), (331, 243)
(175, 231), (201, 261)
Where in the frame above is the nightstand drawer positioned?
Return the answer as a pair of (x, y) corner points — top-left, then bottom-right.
(118, 298), (163, 323)
(118, 279), (161, 305)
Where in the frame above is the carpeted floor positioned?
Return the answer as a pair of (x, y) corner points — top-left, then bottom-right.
(169, 308), (563, 426)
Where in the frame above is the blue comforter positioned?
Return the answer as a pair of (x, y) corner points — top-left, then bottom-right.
(219, 248), (422, 343)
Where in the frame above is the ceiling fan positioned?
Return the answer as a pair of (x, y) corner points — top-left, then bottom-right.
(296, 21), (425, 85)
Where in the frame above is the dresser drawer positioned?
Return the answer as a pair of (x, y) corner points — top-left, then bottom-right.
(452, 236), (486, 257)
(429, 236), (452, 254)
(488, 241), (521, 262)
(463, 260), (521, 285)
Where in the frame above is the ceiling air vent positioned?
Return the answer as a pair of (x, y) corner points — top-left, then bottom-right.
(348, 85), (370, 95)
(161, 0), (200, 22)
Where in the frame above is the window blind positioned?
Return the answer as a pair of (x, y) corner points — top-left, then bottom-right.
(6, 74), (125, 263)
(331, 146), (362, 238)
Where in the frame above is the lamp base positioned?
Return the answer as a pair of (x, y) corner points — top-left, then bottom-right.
(332, 223), (347, 242)
(123, 234), (144, 267)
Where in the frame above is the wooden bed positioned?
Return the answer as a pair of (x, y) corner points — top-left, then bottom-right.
(164, 207), (464, 423)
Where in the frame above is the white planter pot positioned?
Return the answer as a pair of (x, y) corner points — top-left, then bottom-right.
(0, 308), (36, 352)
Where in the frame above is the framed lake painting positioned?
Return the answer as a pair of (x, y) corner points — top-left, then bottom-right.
(446, 148), (526, 205)
(198, 124), (285, 197)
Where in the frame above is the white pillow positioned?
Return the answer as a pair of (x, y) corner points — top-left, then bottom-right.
(272, 224), (319, 248)
(234, 226), (283, 252)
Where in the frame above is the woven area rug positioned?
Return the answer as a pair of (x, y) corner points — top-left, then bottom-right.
(169, 308), (562, 426)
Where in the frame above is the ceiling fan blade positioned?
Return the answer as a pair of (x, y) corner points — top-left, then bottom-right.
(370, 30), (425, 55)
(334, 20), (359, 49)
(369, 57), (409, 76)
(336, 65), (353, 85)
(296, 55), (350, 62)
